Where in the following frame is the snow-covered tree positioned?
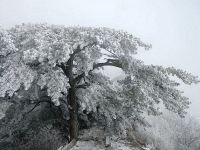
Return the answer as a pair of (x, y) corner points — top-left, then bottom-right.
(137, 110), (200, 150)
(0, 24), (199, 141)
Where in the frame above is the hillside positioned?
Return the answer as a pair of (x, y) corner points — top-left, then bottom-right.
(58, 128), (151, 150)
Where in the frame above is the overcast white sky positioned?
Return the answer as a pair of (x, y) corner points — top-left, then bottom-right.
(0, 0), (200, 119)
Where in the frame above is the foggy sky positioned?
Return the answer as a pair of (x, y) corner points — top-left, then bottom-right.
(0, 0), (199, 119)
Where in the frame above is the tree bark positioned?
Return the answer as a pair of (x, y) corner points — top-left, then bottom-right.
(57, 43), (98, 142)
(68, 88), (78, 141)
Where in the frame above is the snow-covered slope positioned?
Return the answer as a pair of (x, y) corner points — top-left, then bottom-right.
(58, 127), (151, 150)
(70, 139), (140, 150)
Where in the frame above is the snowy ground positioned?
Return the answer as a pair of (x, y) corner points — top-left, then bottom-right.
(70, 139), (140, 150)
(58, 127), (151, 150)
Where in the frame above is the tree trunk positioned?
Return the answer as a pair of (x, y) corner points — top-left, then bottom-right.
(68, 88), (78, 141)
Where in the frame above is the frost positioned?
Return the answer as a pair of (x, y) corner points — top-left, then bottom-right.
(0, 63), (36, 97)
(23, 48), (40, 63)
(37, 68), (69, 105)
(0, 24), (199, 130)
(0, 27), (18, 56)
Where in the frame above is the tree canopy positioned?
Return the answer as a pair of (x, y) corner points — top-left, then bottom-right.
(0, 24), (199, 138)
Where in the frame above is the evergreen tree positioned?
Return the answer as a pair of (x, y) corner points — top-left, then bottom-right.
(0, 24), (199, 142)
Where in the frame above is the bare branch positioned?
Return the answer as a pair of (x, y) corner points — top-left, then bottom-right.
(73, 72), (85, 85)
(24, 99), (53, 116)
(92, 59), (122, 70)
(76, 82), (90, 89)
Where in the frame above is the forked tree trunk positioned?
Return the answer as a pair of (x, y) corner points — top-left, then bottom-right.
(68, 88), (78, 141)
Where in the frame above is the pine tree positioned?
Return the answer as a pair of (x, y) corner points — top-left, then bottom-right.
(0, 24), (199, 142)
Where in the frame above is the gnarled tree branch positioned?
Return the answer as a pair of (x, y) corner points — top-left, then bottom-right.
(93, 59), (122, 70)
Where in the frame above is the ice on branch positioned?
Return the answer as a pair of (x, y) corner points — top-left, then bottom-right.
(0, 24), (199, 131)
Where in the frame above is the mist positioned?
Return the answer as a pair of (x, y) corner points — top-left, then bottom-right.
(0, 0), (199, 119)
